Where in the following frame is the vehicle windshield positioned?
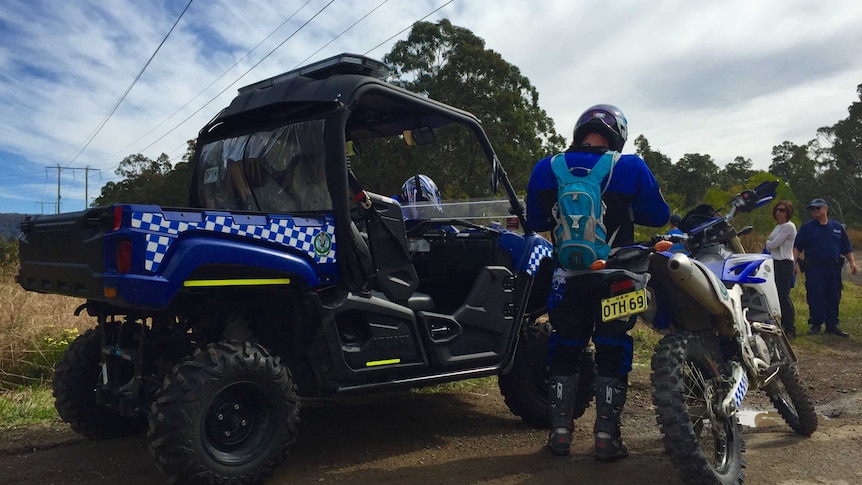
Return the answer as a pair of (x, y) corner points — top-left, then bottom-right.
(405, 199), (521, 230)
(348, 119), (509, 218)
(196, 119), (332, 213)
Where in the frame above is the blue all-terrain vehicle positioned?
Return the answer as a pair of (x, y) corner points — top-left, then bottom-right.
(16, 53), (593, 484)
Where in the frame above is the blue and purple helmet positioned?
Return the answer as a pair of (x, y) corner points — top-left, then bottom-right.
(572, 104), (628, 152)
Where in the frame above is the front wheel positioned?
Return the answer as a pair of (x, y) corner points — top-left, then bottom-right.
(498, 323), (595, 428)
(148, 341), (300, 485)
(651, 333), (745, 485)
(766, 366), (818, 436)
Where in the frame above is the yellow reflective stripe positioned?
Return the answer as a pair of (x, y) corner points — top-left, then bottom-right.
(365, 359), (401, 367)
(183, 278), (291, 287)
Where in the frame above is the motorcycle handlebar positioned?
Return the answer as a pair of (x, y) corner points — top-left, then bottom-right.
(650, 233), (690, 244)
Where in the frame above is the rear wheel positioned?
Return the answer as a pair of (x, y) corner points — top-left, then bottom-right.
(148, 341), (300, 485)
(766, 366), (818, 436)
(52, 323), (147, 440)
(499, 323), (595, 428)
(651, 333), (745, 485)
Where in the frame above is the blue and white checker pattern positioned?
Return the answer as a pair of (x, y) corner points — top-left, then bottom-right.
(132, 212), (336, 272)
(732, 372), (749, 410)
(525, 240), (554, 276)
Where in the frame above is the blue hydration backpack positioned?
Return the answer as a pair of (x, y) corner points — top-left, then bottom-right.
(550, 151), (619, 270)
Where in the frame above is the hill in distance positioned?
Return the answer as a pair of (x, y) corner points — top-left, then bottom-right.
(0, 213), (28, 241)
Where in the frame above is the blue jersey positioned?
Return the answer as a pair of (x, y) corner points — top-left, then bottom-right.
(525, 149), (669, 246)
(794, 219), (852, 262)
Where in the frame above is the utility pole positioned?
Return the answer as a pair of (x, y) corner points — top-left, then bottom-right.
(47, 165), (101, 213)
(36, 201), (59, 214)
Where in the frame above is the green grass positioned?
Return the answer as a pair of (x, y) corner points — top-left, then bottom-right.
(412, 376), (497, 394)
(790, 273), (862, 350)
(632, 322), (662, 366)
(0, 386), (59, 427)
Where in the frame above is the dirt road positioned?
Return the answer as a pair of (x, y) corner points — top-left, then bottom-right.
(3, 268), (862, 484)
(3, 342), (862, 485)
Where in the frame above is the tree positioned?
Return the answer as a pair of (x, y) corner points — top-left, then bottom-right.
(811, 83), (862, 226)
(382, 19), (566, 198)
(719, 156), (755, 190)
(94, 140), (195, 207)
(768, 141), (819, 217)
(668, 153), (720, 206)
(634, 135), (673, 189)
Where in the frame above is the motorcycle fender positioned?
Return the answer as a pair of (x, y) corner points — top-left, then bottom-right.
(727, 254), (782, 323)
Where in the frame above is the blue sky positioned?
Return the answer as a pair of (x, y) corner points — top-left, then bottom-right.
(1, 0), (861, 214)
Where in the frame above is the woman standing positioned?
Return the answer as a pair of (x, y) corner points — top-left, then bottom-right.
(765, 200), (797, 337)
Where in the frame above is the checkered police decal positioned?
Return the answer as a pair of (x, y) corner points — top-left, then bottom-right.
(733, 372), (749, 410)
(131, 212), (336, 272)
(525, 239), (554, 276)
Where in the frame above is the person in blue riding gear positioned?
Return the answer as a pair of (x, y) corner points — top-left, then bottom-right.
(667, 214), (687, 253)
(793, 198), (857, 337)
(525, 104), (669, 461)
(396, 174), (442, 220)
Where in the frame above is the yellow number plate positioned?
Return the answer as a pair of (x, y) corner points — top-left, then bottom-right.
(600, 288), (648, 322)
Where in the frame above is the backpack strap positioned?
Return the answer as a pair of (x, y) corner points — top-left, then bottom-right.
(601, 151), (621, 193)
(550, 151), (620, 189)
(550, 153), (572, 184)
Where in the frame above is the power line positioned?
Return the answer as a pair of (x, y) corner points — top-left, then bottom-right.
(108, 0), (449, 171)
(88, 0), (458, 196)
(363, 0), (456, 56)
(104, 0), (316, 165)
(294, 0), (391, 68)
(134, 0), (336, 157)
(62, 0), (195, 168)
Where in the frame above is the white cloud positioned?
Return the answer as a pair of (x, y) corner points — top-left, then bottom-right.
(1, 0), (861, 212)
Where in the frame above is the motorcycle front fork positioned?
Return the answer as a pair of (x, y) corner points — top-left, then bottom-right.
(716, 320), (796, 418)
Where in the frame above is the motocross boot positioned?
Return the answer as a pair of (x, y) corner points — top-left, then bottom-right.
(594, 376), (630, 462)
(547, 374), (579, 456)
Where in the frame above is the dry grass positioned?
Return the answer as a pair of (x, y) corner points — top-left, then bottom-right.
(0, 267), (94, 390)
(847, 228), (862, 251)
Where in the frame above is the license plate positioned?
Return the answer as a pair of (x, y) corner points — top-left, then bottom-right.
(600, 288), (647, 322)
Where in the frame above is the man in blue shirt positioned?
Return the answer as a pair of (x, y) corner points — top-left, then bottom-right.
(667, 214), (687, 253)
(793, 198), (857, 337)
(525, 104), (669, 461)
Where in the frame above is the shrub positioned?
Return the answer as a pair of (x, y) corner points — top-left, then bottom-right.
(0, 269), (91, 391)
(847, 228), (862, 252)
(18, 327), (80, 383)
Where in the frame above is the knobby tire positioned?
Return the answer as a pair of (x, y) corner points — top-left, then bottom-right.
(651, 332), (745, 485)
(499, 323), (595, 428)
(148, 341), (300, 485)
(52, 323), (147, 440)
(766, 366), (818, 436)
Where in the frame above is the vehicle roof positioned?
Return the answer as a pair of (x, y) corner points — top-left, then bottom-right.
(203, 53), (481, 139)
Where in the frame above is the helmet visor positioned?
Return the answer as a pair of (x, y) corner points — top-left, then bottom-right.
(578, 109), (619, 130)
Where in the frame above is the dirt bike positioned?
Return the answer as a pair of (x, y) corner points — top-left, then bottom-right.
(594, 181), (817, 485)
